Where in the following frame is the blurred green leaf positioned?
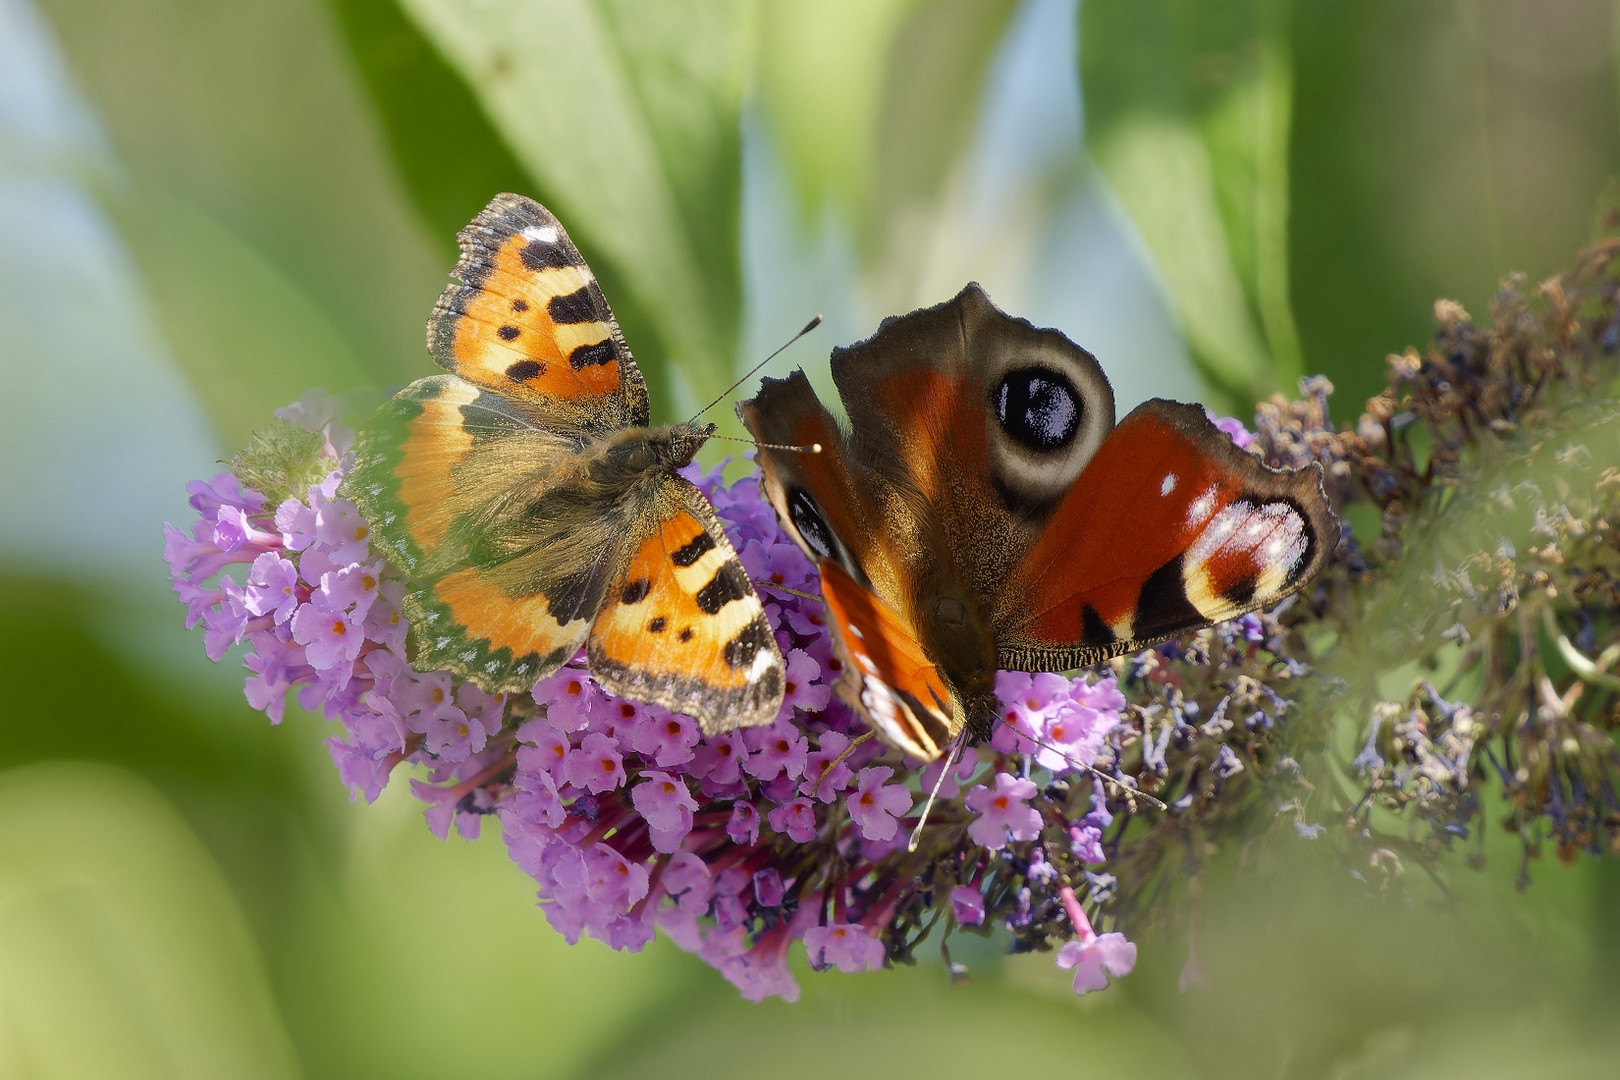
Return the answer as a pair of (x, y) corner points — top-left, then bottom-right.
(585, 952), (1192, 1079)
(327, 0), (533, 245)
(36, 0), (446, 436)
(760, 0), (1017, 291)
(1288, 0), (1620, 409)
(0, 763), (300, 1080)
(1080, 0), (1299, 409)
(868, 0), (1020, 299)
(393, 0), (750, 417)
(109, 189), (377, 448)
(283, 784), (693, 1079)
(758, 0), (916, 225)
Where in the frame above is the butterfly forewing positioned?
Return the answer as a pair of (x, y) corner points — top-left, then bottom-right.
(742, 371), (963, 757)
(818, 562), (957, 760)
(428, 193), (649, 433)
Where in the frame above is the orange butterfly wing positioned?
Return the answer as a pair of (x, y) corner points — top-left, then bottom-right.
(346, 375), (620, 692)
(427, 193), (648, 431)
(588, 483), (784, 730)
(818, 561), (957, 760)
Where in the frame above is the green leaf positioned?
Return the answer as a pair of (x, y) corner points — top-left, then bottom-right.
(327, 0), (534, 245)
(108, 190), (379, 448)
(760, 0), (1018, 283)
(1080, 0), (1300, 409)
(757, 0), (917, 226)
(393, 0), (751, 418)
(0, 763), (301, 1080)
(1287, 2), (1620, 409)
(36, 0), (449, 437)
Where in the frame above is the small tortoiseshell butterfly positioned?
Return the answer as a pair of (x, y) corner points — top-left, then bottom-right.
(344, 193), (785, 732)
(740, 284), (1338, 760)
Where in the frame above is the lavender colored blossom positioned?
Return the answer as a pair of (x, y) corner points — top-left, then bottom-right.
(950, 885), (986, 925)
(169, 403), (1156, 1003)
(965, 773), (1043, 849)
(847, 766), (913, 843)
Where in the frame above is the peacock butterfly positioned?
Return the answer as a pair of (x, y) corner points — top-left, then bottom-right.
(739, 283), (1337, 760)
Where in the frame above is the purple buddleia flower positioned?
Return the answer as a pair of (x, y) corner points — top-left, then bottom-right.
(243, 552), (299, 623)
(848, 766), (913, 843)
(965, 773), (1043, 849)
(950, 885), (986, 925)
(805, 922), (885, 973)
(171, 407), (1162, 1003)
(767, 796), (819, 843)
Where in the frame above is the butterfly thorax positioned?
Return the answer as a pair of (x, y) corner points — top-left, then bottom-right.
(586, 421), (715, 489)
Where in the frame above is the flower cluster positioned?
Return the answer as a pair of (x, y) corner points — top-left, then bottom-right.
(172, 230), (1620, 998)
(166, 398), (1148, 1001)
(1249, 235), (1620, 886)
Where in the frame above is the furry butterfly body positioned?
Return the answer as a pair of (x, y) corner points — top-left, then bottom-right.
(740, 284), (1337, 760)
(344, 194), (784, 732)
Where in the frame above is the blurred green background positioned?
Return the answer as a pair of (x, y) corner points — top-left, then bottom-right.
(4, 0), (1620, 1076)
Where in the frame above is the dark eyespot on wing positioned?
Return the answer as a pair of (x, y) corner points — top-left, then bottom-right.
(787, 487), (834, 559)
(648, 616), (667, 633)
(506, 359), (544, 382)
(620, 578), (651, 605)
(497, 324), (521, 341)
(993, 366), (1081, 451)
(511, 298), (529, 312)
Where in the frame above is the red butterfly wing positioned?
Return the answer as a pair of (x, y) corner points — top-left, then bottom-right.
(998, 400), (1337, 667)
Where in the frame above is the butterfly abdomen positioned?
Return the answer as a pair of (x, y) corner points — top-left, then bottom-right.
(919, 575), (997, 698)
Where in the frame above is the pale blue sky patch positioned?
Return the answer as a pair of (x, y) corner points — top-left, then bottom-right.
(0, 0), (217, 582)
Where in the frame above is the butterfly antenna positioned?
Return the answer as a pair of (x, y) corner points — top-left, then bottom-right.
(908, 732), (968, 852)
(709, 433), (823, 454)
(689, 315), (823, 423)
(750, 580), (824, 604)
(814, 729), (875, 799)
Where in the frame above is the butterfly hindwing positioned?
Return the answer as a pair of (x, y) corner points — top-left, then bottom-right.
(347, 374), (579, 575)
(999, 399), (1336, 667)
(428, 193), (649, 434)
(344, 372), (631, 692)
(587, 479), (784, 730)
